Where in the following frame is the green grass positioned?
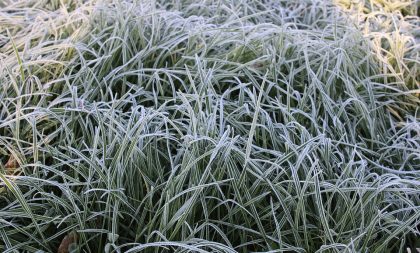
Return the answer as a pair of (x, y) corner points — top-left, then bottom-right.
(0, 0), (419, 252)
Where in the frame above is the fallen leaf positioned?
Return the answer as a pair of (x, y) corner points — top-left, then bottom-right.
(1, 155), (19, 194)
(5, 155), (18, 172)
(57, 232), (78, 253)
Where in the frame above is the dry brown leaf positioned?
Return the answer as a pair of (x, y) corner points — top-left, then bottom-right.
(5, 155), (18, 172)
(57, 232), (78, 253)
(1, 155), (19, 194)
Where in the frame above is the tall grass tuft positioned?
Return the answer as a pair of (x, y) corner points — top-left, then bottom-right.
(1, 0), (419, 252)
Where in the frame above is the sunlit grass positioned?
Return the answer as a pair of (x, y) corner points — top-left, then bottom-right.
(1, 0), (419, 252)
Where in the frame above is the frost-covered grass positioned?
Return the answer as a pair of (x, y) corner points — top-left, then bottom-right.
(0, 0), (419, 252)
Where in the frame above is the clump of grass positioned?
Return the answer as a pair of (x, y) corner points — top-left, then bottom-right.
(1, 0), (419, 252)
